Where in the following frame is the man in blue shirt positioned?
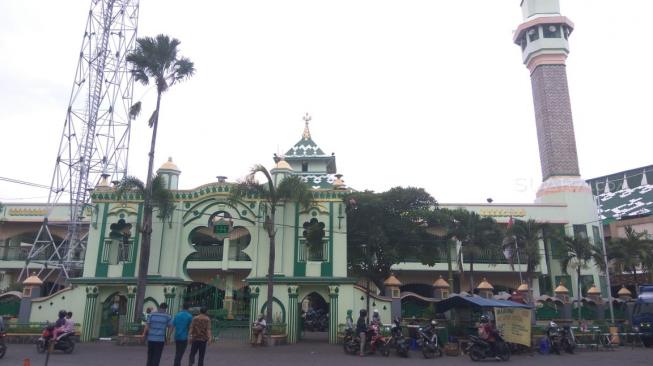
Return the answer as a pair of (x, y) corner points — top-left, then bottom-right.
(172, 303), (193, 366)
(143, 303), (172, 366)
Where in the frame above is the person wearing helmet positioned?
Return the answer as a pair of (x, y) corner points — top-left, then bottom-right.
(51, 310), (68, 340)
(371, 309), (381, 325)
(546, 321), (560, 339)
(478, 315), (499, 360)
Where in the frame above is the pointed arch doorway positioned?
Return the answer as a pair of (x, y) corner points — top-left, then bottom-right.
(300, 291), (329, 342)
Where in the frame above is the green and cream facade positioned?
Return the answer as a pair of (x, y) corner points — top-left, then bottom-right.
(19, 124), (380, 343)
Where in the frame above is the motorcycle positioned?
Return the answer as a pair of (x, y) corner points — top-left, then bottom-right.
(0, 331), (6, 359)
(343, 328), (358, 355)
(417, 322), (443, 358)
(388, 318), (409, 357)
(36, 325), (75, 354)
(304, 309), (328, 332)
(466, 334), (510, 362)
(548, 326), (575, 354)
(343, 323), (389, 356)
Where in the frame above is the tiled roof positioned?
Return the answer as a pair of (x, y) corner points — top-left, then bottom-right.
(285, 137), (327, 158)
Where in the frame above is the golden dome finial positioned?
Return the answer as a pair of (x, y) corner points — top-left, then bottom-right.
(302, 113), (312, 140)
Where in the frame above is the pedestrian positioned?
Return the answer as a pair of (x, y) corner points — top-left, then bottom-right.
(142, 303), (172, 366)
(251, 313), (266, 346)
(356, 309), (368, 356)
(188, 306), (212, 366)
(172, 303), (193, 366)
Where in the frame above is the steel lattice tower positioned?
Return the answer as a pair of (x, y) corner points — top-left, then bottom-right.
(20, 0), (139, 283)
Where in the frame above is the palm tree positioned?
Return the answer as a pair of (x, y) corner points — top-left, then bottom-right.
(608, 226), (653, 295)
(507, 219), (549, 301)
(561, 235), (594, 321)
(115, 175), (175, 222)
(230, 164), (313, 341)
(449, 209), (503, 292)
(126, 34), (195, 321)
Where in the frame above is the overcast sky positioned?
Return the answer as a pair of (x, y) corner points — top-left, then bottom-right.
(1, 0), (652, 205)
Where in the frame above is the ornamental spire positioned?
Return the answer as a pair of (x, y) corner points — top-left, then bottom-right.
(302, 113), (312, 140)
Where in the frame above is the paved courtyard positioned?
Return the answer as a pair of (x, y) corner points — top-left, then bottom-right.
(3, 340), (652, 366)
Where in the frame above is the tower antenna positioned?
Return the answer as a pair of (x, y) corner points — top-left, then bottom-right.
(20, 0), (140, 286)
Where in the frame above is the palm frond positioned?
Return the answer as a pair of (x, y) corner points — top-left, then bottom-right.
(129, 101), (142, 119)
(148, 109), (158, 128)
(151, 175), (175, 221)
(115, 176), (146, 200)
(276, 175), (314, 210)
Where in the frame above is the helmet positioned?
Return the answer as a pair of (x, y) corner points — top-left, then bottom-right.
(58, 310), (67, 318)
(480, 315), (489, 324)
(550, 321), (558, 328)
(373, 309), (379, 314)
(431, 320), (437, 326)
(394, 316), (401, 324)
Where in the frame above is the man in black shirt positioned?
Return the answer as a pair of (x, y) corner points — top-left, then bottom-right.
(356, 309), (368, 356)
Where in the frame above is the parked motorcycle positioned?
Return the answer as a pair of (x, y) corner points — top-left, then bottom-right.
(387, 318), (409, 357)
(343, 323), (389, 356)
(466, 334), (510, 362)
(417, 320), (443, 358)
(343, 328), (358, 355)
(304, 309), (328, 332)
(36, 325), (75, 354)
(547, 324), (575, 354)
(0, 331), (6, 359)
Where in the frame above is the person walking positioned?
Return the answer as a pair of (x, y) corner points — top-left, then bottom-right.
(142, 303), (172, 366)
(172, 303), (193, 366)
(356, 309), (368, 356)
(188, 306), (212, 366)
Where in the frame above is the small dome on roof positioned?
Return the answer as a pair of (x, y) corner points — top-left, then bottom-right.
(384, 274), (402, 287)
(554, 281), (569, 294)
(587, 284), (601, 295)
(23, 275), (43, 286)
(517, 282), (529, 292)
(158, 157), (180, 172)
(617, 286), (632, 297)
(274, 160), (292, 170)
(477, 278), (494, 290)
(433, 275), (450, 289)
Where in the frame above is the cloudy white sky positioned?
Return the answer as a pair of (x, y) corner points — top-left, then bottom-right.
(1, 0), (651, 205)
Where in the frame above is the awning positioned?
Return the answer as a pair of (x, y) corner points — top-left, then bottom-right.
(436, 295), (531, 313)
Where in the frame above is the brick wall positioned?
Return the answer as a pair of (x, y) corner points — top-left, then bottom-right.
(530, 64), (580, 180)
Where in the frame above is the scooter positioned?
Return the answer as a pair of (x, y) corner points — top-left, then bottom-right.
(343, 328), (358, 355)
(417, 321), (444, 358)
(388, 318), (409, 357)
(548, 326), (575, 354)
(343, 324), (389, 356)
(36, 325), (75, 354)
(466, 334), (510, 362)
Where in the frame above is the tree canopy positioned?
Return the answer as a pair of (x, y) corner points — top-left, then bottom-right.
(345, 187), (442, 292)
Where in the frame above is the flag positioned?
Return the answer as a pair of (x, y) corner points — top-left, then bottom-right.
(507, 216), (514, 230)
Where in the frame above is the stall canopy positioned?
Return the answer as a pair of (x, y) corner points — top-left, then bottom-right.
(436, 295), (531, 313)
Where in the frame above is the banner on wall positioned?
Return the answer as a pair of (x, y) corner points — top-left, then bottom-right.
(494, 307), (531, 346)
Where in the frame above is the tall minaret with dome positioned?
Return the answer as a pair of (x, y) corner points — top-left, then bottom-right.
(514, 0), (593, 204)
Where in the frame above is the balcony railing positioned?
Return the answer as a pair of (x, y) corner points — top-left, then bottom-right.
(188, 245), (223, 261)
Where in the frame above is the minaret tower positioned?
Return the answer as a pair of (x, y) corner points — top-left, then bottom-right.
(514, 0), (591, 201)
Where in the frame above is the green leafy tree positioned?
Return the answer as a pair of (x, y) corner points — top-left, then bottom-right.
(449, 209), (503, 292)
(230, 165), (313, 338)
(608, 226), (653, 295)
(561, 235), (594, 320)
(507, 219), (550, 300)
(345, 187), (439, 293)
(126, 34), (194, 321)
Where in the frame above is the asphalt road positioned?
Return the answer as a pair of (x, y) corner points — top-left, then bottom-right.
(4, 340), (652, 366)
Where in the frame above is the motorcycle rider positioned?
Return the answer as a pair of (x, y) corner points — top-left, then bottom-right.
(371, 309), (381, 325)
(478, 315), (500, 360)
(51, 310), (68, 340)
(346, 310), (354, 330)
(356, 309), (368, 356)
(546, 321), (559, 339)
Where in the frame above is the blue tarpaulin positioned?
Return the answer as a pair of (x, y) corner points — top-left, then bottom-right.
(435, 295), (531, 313)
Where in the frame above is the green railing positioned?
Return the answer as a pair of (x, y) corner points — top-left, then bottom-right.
(211, 320), (250, 340)
(0, 300), (20, 317)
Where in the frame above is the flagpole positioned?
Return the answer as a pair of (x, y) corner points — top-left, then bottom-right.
(514, 234), (523, 284)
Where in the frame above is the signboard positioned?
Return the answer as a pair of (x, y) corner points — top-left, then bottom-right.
(494, 307), (531, 347)
(212, 217), (232, 240)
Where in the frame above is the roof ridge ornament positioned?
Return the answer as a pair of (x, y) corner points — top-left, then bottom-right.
(302, 113), (312, 140)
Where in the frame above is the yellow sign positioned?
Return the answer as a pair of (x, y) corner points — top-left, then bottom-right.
(479, 208), (526, 217)
(494, 307), (531, 347)
(8, 208), (48, 216)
